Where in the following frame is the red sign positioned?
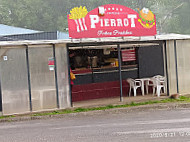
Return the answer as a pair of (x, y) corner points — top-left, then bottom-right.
(122, 49), (136, 61)
(68, 4), (156, 39)
(48, 58), (54, 66)
(48, 57), (54, 71)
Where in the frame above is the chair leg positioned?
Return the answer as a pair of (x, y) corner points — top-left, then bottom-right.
(163, 86), (166, 93)
(145, 83), (149, 94)
(157, 86), (161, 97)
(141, 86), (144, 96)
(129, 87), (131, 97)
(152, 87), (155, 96)
(133, 88), (136, 97)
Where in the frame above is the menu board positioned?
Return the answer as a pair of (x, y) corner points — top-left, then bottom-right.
(122, 49), (136, 62)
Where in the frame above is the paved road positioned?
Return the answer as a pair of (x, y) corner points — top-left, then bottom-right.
(1, 108), (190, 142)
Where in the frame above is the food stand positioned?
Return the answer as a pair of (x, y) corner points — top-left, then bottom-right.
(0, 34), (189, 116)
(0, 4), (190, 116)
(67, 4), (162, 102)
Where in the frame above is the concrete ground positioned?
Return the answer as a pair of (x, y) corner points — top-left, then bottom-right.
(1, 93), (190, 124)
(73, 94), (168, 108)
(1, 104), (190, 142)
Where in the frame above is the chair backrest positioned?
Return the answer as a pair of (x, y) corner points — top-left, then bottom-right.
(153, 75), (165, 80)
(150, 77), (164, 86)
(154, 75), (163, 78)
(127, 78), (135, 86)
(127, 78), (142, 88)
(153, 75), (166, 84)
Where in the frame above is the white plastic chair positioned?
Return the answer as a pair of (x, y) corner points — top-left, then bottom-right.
(145, 79), (153, 94)
(127, 78), (142, 97)
(150, 77), (165, 97)
(145, 75), (166, 95)
(153, 75), (166, 94)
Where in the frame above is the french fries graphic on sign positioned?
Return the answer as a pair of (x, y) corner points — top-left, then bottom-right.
(69, 6), (88, 32)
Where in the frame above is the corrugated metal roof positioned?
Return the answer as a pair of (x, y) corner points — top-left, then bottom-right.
(57, 31), (69, 39)
(0, 24), (40, 36)
(155, 34), (190, 40)
(63, 34), (190, 43)
(0, 33), (189, 47)
(0, 31), (69, 41)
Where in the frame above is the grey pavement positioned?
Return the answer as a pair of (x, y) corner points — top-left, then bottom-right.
(1, 94), (190, 123)
(73, 94), (168, 108)
(1, 106), (190, 141)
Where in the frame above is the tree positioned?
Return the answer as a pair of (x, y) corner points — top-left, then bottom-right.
(0, 0), (57, 31)
(0, 0), (188, 35)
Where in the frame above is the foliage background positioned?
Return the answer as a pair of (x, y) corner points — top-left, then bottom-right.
(0, 0), (188, 34)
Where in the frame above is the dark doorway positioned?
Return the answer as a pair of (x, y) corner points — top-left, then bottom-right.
(138, 45), (164, 78)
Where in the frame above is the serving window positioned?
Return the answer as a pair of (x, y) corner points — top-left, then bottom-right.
(69, 46), (138, 72)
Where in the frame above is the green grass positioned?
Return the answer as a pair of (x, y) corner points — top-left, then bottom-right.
(0, 115), (15, 120)
(1, 96), (190, 119)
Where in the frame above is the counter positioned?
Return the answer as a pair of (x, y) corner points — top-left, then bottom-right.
(72, 65), (138, 85)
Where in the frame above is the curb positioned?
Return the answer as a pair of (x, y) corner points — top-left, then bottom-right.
(0, 102), (190, 123)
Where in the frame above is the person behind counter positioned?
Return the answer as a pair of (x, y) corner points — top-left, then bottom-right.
(69, 51), (75, 70)
(70, 68), (76, 90)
